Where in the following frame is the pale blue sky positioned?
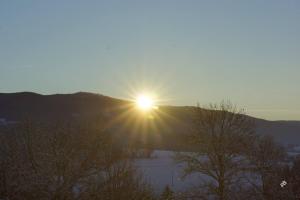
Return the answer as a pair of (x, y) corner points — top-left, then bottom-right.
(0, 0), (300, 120)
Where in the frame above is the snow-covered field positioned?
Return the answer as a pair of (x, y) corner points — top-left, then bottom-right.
(135, 150), (300, 193)
(135, 150), (203, 193)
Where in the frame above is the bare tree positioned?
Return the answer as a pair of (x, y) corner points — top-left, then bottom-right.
(175, 101), (255, 200)
(0, 120), (155, 200)
(245, 135), (288, 200)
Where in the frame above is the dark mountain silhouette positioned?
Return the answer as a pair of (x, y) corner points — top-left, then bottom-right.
(0, 92), (299, 147)
(0, 92), (127, 121)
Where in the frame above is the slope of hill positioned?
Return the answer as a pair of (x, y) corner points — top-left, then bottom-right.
(0, 92), (299, 146)
(0, 92), (128, 121)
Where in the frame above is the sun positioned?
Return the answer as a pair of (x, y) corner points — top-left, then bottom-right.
(136, 94), (154, 111)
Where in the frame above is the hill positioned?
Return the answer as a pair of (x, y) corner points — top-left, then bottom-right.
(0, 92), (299, 146)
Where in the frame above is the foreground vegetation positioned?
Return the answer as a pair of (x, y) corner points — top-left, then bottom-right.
(175, 102), (300, 200)
(0, 102), (300, 200)
(0, 120), (155, 200)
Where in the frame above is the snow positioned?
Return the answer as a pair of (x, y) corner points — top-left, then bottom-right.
(0, 118), (7, 125)
(293, 146), (300, 152)
(135, 150), (203, 193)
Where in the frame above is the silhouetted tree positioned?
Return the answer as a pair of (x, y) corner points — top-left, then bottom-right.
(175, 101), (255, 200)
(245, 135), (287, 200)
(0, 120), (155, 200)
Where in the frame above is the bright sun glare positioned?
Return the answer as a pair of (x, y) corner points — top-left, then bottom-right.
(136, 94), (154, 111)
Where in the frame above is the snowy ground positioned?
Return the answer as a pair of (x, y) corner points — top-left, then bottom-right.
(135, 150), (203, 193)
(135, 150), (300, 193)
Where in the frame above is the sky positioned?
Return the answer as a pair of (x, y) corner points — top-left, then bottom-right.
(0, 0), (300, 120)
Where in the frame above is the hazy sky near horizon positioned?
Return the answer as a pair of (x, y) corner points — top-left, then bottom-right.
(0, 0), (300, 120)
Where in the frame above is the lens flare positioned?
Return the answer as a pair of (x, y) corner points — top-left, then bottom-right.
(136, 94), (154, 111)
